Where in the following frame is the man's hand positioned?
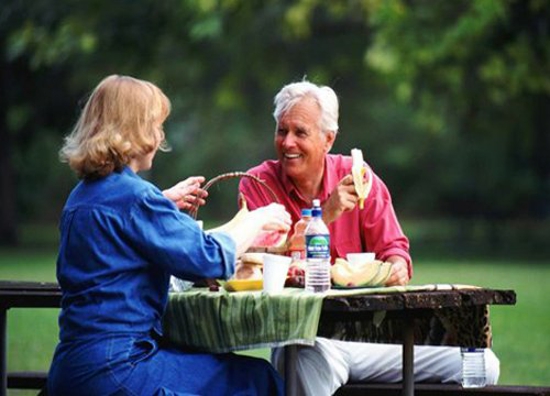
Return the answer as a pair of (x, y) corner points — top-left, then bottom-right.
(384, 256), (410, 286)
(163, 176), (208, 211)
(322, 174), (359, 224)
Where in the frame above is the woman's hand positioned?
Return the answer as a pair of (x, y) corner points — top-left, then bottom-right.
(250, 203), (292, 233)
(163, 176), (208, 211)
(226, 203), (292, 257)
(322, 174), (359, 224)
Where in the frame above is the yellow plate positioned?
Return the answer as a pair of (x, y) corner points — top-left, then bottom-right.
(223, 279), (263, 292)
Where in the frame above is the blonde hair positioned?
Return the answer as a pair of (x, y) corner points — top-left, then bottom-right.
(60, 75), (171, 179)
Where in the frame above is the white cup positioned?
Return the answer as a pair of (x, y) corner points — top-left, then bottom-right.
(262, 254), (292, 294)
(346, 252), (376, 266)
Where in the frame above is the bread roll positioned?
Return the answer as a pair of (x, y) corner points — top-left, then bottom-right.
(239, 252), (265, 266)
(234, 260), (263, 280)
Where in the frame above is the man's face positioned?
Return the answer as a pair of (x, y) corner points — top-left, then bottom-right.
(274, 97), (335, 182)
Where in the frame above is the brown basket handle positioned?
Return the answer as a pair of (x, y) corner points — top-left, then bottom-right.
(188, 171), (280, 220)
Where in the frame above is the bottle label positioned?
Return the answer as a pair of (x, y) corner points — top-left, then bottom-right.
(306, 234), (330, 259)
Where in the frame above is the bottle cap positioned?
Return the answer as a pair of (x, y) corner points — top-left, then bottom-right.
(312, 199), (320, 208)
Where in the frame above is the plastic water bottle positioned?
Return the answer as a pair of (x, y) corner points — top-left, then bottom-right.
(287, 208), (312, 261)
(305, 200), (331, 293)
(461, 348), (486, 388)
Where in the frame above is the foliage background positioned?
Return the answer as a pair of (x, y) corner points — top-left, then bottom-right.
(2, 0), (550, 245)
(1, 0), (550, 389)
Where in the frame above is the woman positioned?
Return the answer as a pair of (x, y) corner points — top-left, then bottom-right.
(47, 75), (291, 395)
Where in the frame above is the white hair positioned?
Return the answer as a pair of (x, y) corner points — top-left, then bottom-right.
(273, 80), (339, 134)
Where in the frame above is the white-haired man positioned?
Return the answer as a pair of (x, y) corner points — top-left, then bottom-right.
(239, 80), (500, 396)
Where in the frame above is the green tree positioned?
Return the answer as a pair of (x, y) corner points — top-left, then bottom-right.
(2, 0), (549, 246)
(362, 0), (550, 218)
(1, 1), (91, 244)
(278, 0), (550, 218)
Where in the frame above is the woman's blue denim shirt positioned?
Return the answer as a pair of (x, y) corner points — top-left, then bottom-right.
(48, 168), (284, 395)
(56, 166), (235, 342)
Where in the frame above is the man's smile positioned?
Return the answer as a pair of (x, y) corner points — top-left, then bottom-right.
(283, 153), (302, 160)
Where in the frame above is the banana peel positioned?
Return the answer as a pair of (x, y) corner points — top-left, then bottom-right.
(351, 148), (373, 210)
(331, 257), (388, 287)
(206, 193), (249, 234)
(369, 262), (392, 285)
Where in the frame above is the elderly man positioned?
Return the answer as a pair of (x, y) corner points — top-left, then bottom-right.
(238, 80), (500, 396)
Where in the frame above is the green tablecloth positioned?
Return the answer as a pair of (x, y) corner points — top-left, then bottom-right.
(162, 284), (474, 353)
(164, 288), (322, 353)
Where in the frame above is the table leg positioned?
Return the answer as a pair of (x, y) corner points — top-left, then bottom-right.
(1, 308), (7, 396)
(402, 316), (414, 396)
(284, 344), (298, 396)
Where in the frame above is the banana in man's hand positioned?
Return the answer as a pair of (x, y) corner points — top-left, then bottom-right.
(351, 148), (373, 210)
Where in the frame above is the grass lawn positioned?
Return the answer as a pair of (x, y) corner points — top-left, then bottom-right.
(1, 248), (549, 395)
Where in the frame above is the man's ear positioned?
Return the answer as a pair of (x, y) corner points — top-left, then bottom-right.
(324, 130), (336, 153)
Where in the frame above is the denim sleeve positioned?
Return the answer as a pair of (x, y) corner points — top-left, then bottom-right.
(127, 188), (236, 281)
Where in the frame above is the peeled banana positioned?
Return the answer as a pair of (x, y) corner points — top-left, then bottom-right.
(351, 148), (372, 210)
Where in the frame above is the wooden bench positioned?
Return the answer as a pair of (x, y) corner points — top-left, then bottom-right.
(8, 371), (48, 389)
(334, 383), (550, 395)
(0, 280), (61, 396)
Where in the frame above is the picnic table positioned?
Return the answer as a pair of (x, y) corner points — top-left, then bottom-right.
(163, 284), (517, 396)
(1, 280), (524, 396)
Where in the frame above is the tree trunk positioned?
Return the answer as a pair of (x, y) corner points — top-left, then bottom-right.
(0, 39), (19, 246)
(532, 94), (550, 218)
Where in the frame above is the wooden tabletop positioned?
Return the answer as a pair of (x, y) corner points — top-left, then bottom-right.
(0, 281), (61, 308)
(322, 287), (516, 312)
(0, 280), (516, 311)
